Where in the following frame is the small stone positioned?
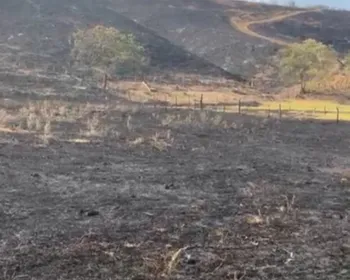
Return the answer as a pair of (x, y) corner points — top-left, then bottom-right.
(341, 178), (349, 186)
(86, 210), (100, 217)
(165, 183), (176, 190)
(307, 166), (314, 172)
(186, 258), (197, 265)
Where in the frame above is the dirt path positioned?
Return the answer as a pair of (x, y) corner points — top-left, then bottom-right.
(230, 9), (321, 45)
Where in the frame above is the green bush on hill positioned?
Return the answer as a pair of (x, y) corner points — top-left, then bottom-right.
(71, 25), (148, 89)
(278, 39), (338, 94)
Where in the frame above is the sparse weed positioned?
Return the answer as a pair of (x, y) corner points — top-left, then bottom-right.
(212, 114), (223, 126)
(150, 131), (173, 151)
(58, 105), (68, 117)
(44, 120), (51, 135)
(42, 120), (52, 144)
(129, 136), (145, 146)
(40, 100), (51, 119)
(199, 111), (208, 123)
(161, 114), (177, 126)
(126, 114), (132, 131)
(26, 112), (37, 131)
(35, 116), (43, 131)
(142, 246), (187, 278)
(159, 111), (227, 128)
(184, 111), (194, 124)
(0, 109), (9, 126)
(115, 104), (140, 115)
(85, 113), (106, 137)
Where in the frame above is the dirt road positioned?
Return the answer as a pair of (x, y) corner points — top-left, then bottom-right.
(230, 9), (321, 45)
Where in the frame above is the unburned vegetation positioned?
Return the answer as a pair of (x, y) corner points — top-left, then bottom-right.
(0, 95), (350, 280)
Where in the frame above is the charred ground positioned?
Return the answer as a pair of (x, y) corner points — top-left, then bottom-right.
(1, 92), (350, 279)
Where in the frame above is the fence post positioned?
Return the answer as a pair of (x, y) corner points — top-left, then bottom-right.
(336, 107), (339, 124)
(200, 94), (204, 111)
(279, 104), (282, 119)
(175, 96), (177, 107)
(268, 105), (270, 118)
(238, 99), (241, 114)
(324, 106), (327, 115)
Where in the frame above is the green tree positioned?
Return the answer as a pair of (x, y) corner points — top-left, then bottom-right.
(71, 25), (148, 90)
(278, 39), (337, 94)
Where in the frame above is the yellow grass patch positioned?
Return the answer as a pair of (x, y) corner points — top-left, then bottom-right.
(252, 99), (350, 121)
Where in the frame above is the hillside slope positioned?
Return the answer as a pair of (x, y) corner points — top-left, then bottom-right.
(0, 0), (242, 81)
(231, 8), (321, 46)
(1, 0), (350, 92)
(104, 0), (350, 85)
(250, 9), (350, 53)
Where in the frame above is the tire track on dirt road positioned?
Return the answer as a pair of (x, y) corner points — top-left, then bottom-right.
(230, 9), (321, 46)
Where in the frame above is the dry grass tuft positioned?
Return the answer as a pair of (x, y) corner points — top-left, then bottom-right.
(84, 113), (108, 137)
(159, 111), (228, 128)
(307, 73), (350, 93)
(42, 120), (52, 144)
(0, 109), (10, 127)
(245, 214), (264, 225)
(150, 131), (173, 151)
(126, 114), (132, 131)
(142, 246), (188, 278)
(166, 247), (187, 275)
(26, 112), (37, 130)
(128, 136), (146, 146)
(128, 131), (173, 151)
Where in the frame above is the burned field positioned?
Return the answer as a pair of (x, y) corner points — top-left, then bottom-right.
(0, 96), (350, 280)
(0, 0), (349, 279)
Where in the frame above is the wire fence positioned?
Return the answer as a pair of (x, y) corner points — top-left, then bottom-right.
(152, 95), (350, 123)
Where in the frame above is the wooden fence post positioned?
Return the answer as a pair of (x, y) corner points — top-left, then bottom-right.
(324, 106), (327, 115)
(238, 99), (241, 114)
(200, 94), (204, 111)
(279, 104), (282, 119)
(268, 105), (270, 118)
(336, 107), (339, 123)
(175, 96), (177, 107)
(102, 73), (107, 91)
